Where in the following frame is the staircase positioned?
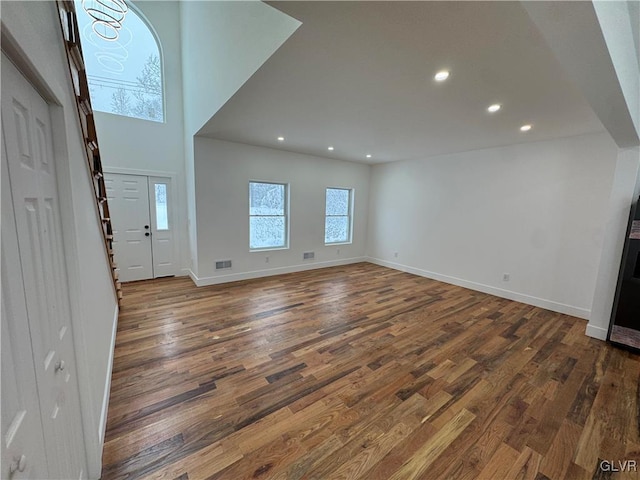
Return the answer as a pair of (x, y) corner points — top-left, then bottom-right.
(56, 0), (122, 302)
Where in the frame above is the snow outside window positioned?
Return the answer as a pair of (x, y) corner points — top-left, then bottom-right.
(325, 188), (353, 244)
(249, 182), (288, 250)
(155, 183), (169, 230)
(74, 1), (165, 122)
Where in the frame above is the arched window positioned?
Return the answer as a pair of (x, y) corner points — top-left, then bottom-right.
(74, 0), (164, 122)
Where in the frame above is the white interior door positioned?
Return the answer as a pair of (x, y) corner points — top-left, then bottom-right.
(2, 110), (49, 480)
(105, 173), (154, 282)
(105, 173), (175, 281)
(2, 54), (86, 479)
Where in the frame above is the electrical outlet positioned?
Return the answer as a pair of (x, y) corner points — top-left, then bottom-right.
(503, 273), (510, 281)
(394, 252), (399, 258)
(265, 256), (269, 263)
(337, 249), (340, 255)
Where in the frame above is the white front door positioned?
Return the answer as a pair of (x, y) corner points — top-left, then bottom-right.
(105, 173), (154, 282)
(1, 54), (86, 479)
(105, 173), (175, 282)
(148, 176), (176, 278)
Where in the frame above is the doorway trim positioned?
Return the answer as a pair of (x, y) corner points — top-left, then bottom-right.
(103, 166), (182, 278)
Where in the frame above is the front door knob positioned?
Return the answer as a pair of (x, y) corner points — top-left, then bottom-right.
(55, 360), (65, 372)
(144, 225), (149, 229)
(9, 454), (27, 474)
(145, 232), (150, 237)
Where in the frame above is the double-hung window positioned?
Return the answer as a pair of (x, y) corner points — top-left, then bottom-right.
(325, 188), (353, 244)
(249, 181), (288, 250)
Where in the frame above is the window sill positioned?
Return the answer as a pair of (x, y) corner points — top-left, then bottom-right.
(325, 241), (352, 246)
(250, 246), (290, 253)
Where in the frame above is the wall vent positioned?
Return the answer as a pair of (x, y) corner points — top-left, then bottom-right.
(303, 252), (315, 260)
(215, 260), (232, 270)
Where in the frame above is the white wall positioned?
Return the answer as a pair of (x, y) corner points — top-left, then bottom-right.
(93, 1), (190, 274)
(588, 147), (640, 339)
(540, 1), (640, 337)
(522, 1), (638, 148)
(192, 138), (370, 283)
(593, 1), (640, 137)
(1, 2), (119, 477)
(367, 132), (619, 318)
(179, 1), (300, 138)
(180, 0), (300, 275)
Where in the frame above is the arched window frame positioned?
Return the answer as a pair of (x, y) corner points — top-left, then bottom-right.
(75, 0), (166, 123)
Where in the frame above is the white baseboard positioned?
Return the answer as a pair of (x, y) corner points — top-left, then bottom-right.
(188, 269), (199, 285)
(98, 304), (119, 444)
(191, 257), (366, 286)
(366, 257), (591, 319)
(585, 323), (608, 340)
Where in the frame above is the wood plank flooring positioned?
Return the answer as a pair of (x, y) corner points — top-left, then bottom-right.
(102, 263), (640, 480)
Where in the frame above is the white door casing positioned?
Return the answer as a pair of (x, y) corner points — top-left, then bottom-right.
(105, 172), (175, 281)
(1, 55), (86, 479)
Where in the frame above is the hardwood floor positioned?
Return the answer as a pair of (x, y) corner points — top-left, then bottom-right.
(102, 263), (640, 480)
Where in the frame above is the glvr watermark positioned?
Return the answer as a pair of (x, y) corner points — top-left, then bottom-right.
(599, 460), (638, 472)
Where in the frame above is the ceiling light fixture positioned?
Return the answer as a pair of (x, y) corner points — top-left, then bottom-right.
(520, 124), (532, 132)
(366, 154), (372, 158)
(328, 146), (334, 151)
(434, 70), (450, 82)
(277, 136), (284, 141)
(487, 104), (501, 113)
(83, 0), (129, 41)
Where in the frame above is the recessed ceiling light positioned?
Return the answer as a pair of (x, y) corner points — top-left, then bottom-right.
(328, 146), (334, 151)
(487, 104), (501, 113)
(277, 136), (284, 141)
(434, 70), (450, 82)
(520, 124), (532, 132)
(366, 154), (372, 158)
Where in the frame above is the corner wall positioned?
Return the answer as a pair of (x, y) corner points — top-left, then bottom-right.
(192, 138), (371, 284)
(93, 1), (190, 275)
(366, 132), (618, 318)
(587, 147), (640, 339)
(1, 2), (119, 477)
(179, 0), (300, 275)
(521, 1), (640, 338)
(179, 1), (301, 138)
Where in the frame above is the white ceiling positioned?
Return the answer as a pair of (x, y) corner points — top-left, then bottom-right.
(198, 1), (606, 164)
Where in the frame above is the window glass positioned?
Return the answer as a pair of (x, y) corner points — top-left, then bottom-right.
(325, 216), (349, 243)
(326, 188), (349, 216)
(74, 0), (164, 122)
(325, 188), (352, 244)
(250, 182), (288, 249)
(155, 183), (168, 230)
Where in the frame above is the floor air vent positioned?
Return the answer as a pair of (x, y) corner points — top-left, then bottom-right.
(215, 260), (232, 270)
(303, 252), (315, 260)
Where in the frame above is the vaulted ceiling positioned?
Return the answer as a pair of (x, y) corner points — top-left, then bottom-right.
(198, 1), (606, 163)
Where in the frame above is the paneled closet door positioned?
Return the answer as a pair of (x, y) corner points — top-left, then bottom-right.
(1, 109), (49, 480)
(2, 54), (86, 479)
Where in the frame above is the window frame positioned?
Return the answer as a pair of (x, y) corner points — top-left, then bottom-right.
(153, 182), (170, 231)
(74, 0), (166, 123)
(249, 180), (290, 251)
(324, 187), (354, 245)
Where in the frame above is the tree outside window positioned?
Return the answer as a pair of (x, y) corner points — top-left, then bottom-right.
(75, 1), (165, 122)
